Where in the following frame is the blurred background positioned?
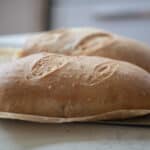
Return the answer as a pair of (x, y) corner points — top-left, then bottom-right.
(0, 0), (150, 44)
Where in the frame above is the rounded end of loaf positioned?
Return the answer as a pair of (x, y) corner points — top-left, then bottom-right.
(0, 47), (21, 63)
(14, 49), (27, 58)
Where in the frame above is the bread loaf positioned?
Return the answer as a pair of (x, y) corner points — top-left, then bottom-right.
(0, 52), (150, 123)
(17, 28), (150, 72)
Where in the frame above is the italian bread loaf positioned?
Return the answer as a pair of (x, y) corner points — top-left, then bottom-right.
(17, 28), (150, 72)
(0, 52), (150, 123)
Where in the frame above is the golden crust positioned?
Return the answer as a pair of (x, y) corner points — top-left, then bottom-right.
(0, 53), (150, 122)
(17, 28), (150, 72)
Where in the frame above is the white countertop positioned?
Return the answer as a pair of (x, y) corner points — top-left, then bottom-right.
(0, 119), (150, 150)
(0, 34), (32, 48)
